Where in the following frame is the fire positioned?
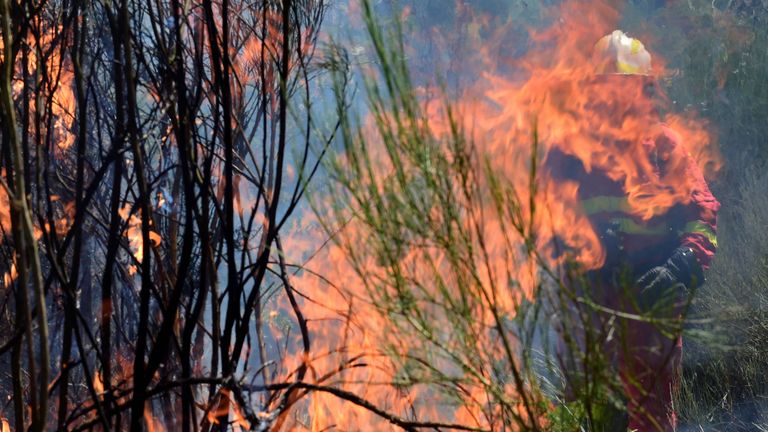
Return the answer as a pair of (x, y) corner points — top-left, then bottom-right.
(0, 172), (15, 287)
(144, 402), (166, 432)
(0, 172), (9, 239)
(45, 200), (75, 237)
(2, 24), (76, 153)
(92, 371), (104, 397)
(206, 389), (251, 430)
(0, 0), (721, 429)
(1, 257), (16, 289)
(274, 0), (721, 430)
(429, 0), (720, 271)
(119, 204), (162, 274)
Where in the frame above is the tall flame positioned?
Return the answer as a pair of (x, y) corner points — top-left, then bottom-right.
(276, 0), (721, 430)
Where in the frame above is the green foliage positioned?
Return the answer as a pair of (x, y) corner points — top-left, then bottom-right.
(319, 1), (694, 430)
(622, 2), (768, 429)
(548, 397), (630, 432)
(320, 2), (555, 429)
(626, 0), (768, 169)
(621, 2), (768, 428)
(677, 168), (768, 429)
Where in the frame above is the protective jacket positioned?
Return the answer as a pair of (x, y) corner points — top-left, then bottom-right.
(544, 91), (719, 431)
(545, 125), (719, 278)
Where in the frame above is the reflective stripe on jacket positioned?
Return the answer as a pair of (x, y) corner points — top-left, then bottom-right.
(544, 125), (719, 273)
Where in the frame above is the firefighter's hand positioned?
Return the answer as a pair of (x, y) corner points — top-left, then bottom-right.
(636, 265), (680, 312)
(635, 247), (703, 312)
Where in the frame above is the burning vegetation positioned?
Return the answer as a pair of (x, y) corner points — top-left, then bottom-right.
(0, 0), (765, 430)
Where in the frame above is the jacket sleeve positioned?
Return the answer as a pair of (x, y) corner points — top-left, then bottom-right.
(679, 162), (719, 269)
(656, 126), (720, 270)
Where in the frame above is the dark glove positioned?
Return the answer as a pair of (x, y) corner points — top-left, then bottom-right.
(636, 247), (704, 312)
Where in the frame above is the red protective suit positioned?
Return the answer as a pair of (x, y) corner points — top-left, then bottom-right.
(545, 78), (719, 431)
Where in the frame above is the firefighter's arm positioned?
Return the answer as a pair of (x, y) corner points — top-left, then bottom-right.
(655, 125), (720, 270)
(678, 163), (719, 270)
(635, 127), (720, 310)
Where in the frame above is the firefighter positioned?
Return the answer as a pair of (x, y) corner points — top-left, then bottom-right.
(547, 30), (720, 431)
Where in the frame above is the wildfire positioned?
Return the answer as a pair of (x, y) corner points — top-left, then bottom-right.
(0, 0), (723, 430)
(275, 0), (721, 430)
(2, 24), (76, 153)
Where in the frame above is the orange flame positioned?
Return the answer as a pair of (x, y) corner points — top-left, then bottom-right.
(93, 371), (104, 398)
(0, 172), (9, 235)
(144, 402), (166, 432)
(119, 205), (162, 274)
(2, 258), (16, 289)
(206, 389), (251, 430)
(2, 24), (76, 153)
(276, 0), (721, 430)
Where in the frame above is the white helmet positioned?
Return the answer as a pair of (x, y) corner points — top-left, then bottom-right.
(594, 30), (652, 75)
